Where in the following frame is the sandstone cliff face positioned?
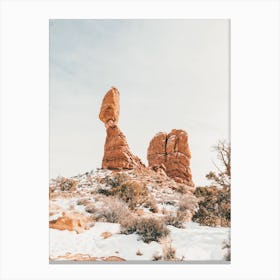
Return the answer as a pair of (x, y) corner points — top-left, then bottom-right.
(147, 129), (194, 186)
(99, 87), (144, 170)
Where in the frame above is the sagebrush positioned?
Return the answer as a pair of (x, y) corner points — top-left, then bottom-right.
(121, 216), (169, 243)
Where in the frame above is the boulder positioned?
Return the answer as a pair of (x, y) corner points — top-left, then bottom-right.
(49, 211), (90, 234)
(99, 87), (120, 128)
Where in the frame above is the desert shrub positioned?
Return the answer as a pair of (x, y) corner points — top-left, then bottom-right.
(176, 184), (188, 194)
(193, 186), (231, 227)
(96, 173), (131, 196)
(164, 201), (176, 206)
(164, 211), (187, 228)
(223, 235), (231, 261)
(98, 174), (157, 211)
(121, 216), (169, 243)
(111, 181), (150, 210)
(96, 185), (111, 196)
(56, 177), (78, 191)
(120, 218), (138, 234)
(94, 197), (130, 223)
(76, 198), (90, 206)
(85, 204), (96, 214)
(158, 237), (178, 261)
(103, 175), (119, 188)
(162, 244), (177, 260)
(178, 195), (197, 212)
(136, 249), (143, 256)
(102, 172), (130, 188)
(143, 197), (158, 213)
(152, 252), (162, 261)
(49, 186), (55, 193)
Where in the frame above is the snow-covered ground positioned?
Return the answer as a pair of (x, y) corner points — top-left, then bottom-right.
(50, 222), (229, 261)
(168, 222), (229, 260)
(49, 169), (230, 262)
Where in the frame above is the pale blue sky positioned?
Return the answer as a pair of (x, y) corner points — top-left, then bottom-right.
(50, 19), (229, 186)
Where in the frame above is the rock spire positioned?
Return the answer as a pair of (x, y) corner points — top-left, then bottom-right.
(99, 87), (144, 170)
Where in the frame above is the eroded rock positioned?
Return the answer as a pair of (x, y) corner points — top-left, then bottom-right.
(99, 87), (120, 128)
(49, 211), (90, 234)
(99, 88), (145, 170)
(147, 129), (194, 187)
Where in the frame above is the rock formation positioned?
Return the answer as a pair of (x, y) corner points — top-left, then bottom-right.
(147, 129), (194, 186)
(99, 87), (144, 170)
(49, 211), (90, 234)
(99, 87), (120, 128)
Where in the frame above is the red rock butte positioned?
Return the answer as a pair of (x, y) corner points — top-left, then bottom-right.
(147, 129), (194, 186)
(99, 87), (144, 170)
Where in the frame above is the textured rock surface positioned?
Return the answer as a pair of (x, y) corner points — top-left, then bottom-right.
(99, 87), (120, 128)
(49, 211), (90, 234)
(99, 88), (144, 170)
(147, 129), (194, 186)
(102, 125), (143, 169)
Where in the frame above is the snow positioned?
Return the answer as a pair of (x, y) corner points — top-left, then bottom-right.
(49, 169), (230, 262)
(50, 221), (229, 261)
(53, 198), (78, 210)
(157, 203), (178, 212)
(50, 222), (162, 261)
(168, 222), (230, 261)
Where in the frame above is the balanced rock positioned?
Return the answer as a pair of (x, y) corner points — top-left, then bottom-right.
(147, 129), (194, 186)
(99, 87), (144, 170)
(99, 87), (120, 128)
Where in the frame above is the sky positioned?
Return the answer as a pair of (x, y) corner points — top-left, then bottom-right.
(49, 19), (229, 186)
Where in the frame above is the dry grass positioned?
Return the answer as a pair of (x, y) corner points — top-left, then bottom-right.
(159, 237), (178, 261)
(178, 195), (197, 212)
(152, 237), (179, 261)
(94, 197), (130, 223)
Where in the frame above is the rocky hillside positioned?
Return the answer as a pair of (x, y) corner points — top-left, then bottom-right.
(49, 168), (229, 261)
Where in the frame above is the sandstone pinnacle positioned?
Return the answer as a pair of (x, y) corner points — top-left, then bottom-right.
(99, 88), (144, 170)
